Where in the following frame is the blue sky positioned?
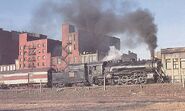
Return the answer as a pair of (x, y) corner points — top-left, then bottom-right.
(0, 0), (184, 59)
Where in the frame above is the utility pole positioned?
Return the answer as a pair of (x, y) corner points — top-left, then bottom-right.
(40, 80), (42, 93)
(103, 74), (106, 91)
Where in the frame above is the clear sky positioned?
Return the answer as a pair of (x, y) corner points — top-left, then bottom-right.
(0, 0), (185, 59)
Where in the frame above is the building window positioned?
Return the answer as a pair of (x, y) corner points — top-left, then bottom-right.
(57, 58), (62, 64)
(20, 52), (23, 55)
(68, 57), (71, 64)
(37, 63), (40, 66)
(43, 43), (46, 47)
(20, 64), (22, 68)
(23, 64), (26, 68)
(31, 63), (35, 67)
(20, 46), (23, 50)
(74, 57), (77, 63)
(74, 34), (75, 41)
(37, 56), (40, 60)
(74, 44), (76, 50)
(173, 58), (179, 69)
(93, 66), (97, 70)
(180, 58), (185, 69)
(3, 66), (6, 71)
(42, 55), (46, 60)
(24, 51), (27, 55)
(42, 62), (45, 66)
(68, 45), (72, 54)
(90, 56), (93, 62)
(42, 49), (45, 53)
(166, 59), (171, 70)
(38, 50), (41, 54)
(37, 44), (41, 48)
(68, 35), (72, 42)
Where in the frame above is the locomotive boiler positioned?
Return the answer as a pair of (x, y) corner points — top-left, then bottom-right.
(87, 59), (168, 85)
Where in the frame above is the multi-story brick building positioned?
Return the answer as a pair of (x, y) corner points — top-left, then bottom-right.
(61, 23), (120, 70)
(0, 28), (20, 65)
(18, 33), (62, 70)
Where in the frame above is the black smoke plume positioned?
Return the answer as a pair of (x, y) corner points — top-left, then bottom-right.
(30, 0), (157, 56)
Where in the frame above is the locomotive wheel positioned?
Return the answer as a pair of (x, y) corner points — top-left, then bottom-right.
(125, 76), (133, 85)
(131, 71), (147, 84)
(121, 76), (129, 84)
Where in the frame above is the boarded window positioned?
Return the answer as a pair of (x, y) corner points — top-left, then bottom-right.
(166, 59), (171, 69)
(180, 58), (185, 69)
(173, 58), (179, 69)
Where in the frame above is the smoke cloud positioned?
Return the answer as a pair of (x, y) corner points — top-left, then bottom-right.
(30, 0), (157, 56)
(103, 46), (122, 61)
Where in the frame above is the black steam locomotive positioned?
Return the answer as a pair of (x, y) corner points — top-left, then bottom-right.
(48, 59), (169, 87)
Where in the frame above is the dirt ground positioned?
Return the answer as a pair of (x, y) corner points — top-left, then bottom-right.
(1, 83), (185, 111)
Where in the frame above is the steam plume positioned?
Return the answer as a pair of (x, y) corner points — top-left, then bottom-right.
(30, 0), (158, 56)
(103, 46), (122, 61)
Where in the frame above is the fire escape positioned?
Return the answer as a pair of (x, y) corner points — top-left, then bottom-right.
(28, 45), (37, 69)
(61, 41), (72, 71)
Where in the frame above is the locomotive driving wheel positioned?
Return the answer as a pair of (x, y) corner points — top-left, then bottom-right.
(131, 71), (147, 84)
(121, 76), (129, 84)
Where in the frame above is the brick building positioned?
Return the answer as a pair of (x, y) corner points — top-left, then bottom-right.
(0, 28), (20, 65)
(61, 23), (120, 70)
(18, 33), (62, 70)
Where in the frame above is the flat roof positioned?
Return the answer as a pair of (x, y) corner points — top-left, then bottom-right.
(161, 47), (185, 54)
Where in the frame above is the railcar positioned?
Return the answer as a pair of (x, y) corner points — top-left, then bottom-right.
(0, 69), (48, 89)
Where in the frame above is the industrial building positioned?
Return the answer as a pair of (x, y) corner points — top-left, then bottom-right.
(161, 47), (185, 83)
(0, 28), (20, 65)
(61, 23), (120, 70)
(18, 33), (62, 70)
